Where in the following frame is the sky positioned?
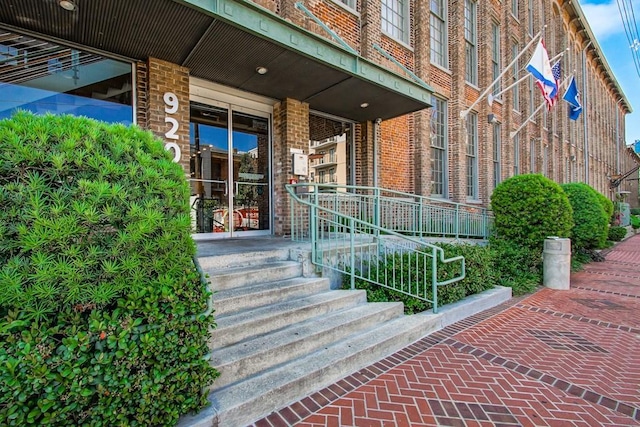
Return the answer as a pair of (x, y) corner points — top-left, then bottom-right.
(579, 0), (639, 145)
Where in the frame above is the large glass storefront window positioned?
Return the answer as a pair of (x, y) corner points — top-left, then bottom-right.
(0, 29), (133, 124)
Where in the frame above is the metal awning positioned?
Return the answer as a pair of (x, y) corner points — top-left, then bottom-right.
(0, 0), (433, 122)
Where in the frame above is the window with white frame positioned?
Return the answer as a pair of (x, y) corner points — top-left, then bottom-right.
(543, 145), (548, 176)
(382, 0), (409, 44)
(528, 0), (534, 35)
(529, 75), (536, 115)
(493, 122), (501, 189)
(512, 0), (518, 17)
(464, 0), (477, 85)
(430, 0), (447, 68)
(335, 0), (356, 9)
(514, 134), (520, 175)
(466, 112), (478, 199)
(491, 22), (501, 97)
(431, 97), (448, 197)
(530, 139), (536, 172)
(512, 42), (520, 111)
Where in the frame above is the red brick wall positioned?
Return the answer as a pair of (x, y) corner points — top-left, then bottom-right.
(380, 116), (412, 192)
(145, 58), (190, 174)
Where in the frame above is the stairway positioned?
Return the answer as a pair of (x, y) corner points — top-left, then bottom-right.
(178, 246), (440, 427)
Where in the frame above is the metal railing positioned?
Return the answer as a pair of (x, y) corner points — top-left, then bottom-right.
(289, 184), (493, 241)
(287, 183), (468, 313)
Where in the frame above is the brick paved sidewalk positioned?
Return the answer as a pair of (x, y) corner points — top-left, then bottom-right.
(253, 233), (640, 427)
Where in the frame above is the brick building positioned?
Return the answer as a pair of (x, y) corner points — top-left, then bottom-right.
(1, 0), (637, 240)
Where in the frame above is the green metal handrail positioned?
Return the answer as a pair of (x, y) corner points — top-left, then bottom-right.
(286, 183), (467, 313)
(288, 183), (493, 240)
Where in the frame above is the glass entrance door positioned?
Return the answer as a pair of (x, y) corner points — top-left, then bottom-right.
(190, 102), (270, 237)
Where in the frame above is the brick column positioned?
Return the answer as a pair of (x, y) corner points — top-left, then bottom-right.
(413, 0), (431, 196)
(355, 121), (375, 187)
(273, 98), (309, 236)
(146, 58), (190, 175)
(449, 0), (467, 203)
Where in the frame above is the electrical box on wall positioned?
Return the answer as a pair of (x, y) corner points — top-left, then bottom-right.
(292, 153), (308, 176)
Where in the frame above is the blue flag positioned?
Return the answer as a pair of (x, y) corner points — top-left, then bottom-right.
(562, 76), (582, 121)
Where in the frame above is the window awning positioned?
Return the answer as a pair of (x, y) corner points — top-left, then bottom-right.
(0, 0), (433, 122)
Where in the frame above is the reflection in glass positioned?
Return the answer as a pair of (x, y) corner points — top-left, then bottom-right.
(0, 30), (133, 124)
(189, 103), (270, 234)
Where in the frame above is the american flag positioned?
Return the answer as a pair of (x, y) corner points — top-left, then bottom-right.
(548, 61), (561, 108)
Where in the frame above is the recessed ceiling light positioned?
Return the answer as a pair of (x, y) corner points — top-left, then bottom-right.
(58, 0), (77, 11)
(256, 66), (268, 75)
(360, 102), (369, 108)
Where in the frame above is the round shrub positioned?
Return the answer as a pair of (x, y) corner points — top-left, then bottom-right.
(595, 191), (614, 222)
(608, 225), (627, 241)
(561, 183), (609, 250)
(0, 112), (217, 426)
(490, 174), (573, 250)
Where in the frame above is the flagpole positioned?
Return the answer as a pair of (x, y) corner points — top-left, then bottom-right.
(489, 49), (568, 103)
(460, 27), (545, 119)
(509, 73), (574, 139)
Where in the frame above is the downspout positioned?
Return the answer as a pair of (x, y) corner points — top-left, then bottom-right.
(582, 41), (592, 184)
(616, 99), (621, 175)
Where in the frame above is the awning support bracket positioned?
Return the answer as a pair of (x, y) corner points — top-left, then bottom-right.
(294, 2), (357, 55)
(372, 44), (431, 91)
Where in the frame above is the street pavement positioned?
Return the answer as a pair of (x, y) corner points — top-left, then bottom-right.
(252, 233), (640, 427)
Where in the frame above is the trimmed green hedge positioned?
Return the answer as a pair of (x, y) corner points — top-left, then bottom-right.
(608, 226), (627, 242)
(561, 183), (609, 249)
(595, 191), (614, 222)
(346, 239), (544, 314)
(490, 174), (573, 250)
(0, 112), (217, 426)
(348, 243), (495, 314)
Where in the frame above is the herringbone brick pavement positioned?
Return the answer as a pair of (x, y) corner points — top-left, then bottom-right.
(252, 234), (640, 427)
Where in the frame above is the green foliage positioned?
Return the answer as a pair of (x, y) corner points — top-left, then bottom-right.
(488, 238), (542, 296)
(595, 191), (614, 221)
(560, 183), (609, 250)
(346, 238), (546, 314)
(630, 208), (640, 216)
(490, 174), (573, 251)
(608, 226), (627, 242)
(347, 243), (495, 314)
(631, 215), (640, 230)
(0, 112), (217, 426)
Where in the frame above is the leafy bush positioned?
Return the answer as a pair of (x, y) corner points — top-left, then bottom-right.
(595, 192), (614, 222)
(488, 237), (542, 295)
(490, 174), (573, 250)
(0, 112), (217, 426)
(347, 243), (495, 314)
(608, 226), (627, 242)
(631, 208), (640, 216)
(560, 183), (609, 250)
(631, 215), (640, 230)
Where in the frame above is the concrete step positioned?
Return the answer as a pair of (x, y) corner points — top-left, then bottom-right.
(180, 315), (438, 427)
(208, 261), (303, 291)
(212, 276), (329, 317)
(198, 249), (291, 271)
(212, 302), (404, 389)
(211, 289), (367, 349)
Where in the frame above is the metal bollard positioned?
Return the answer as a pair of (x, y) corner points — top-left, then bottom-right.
(543, 237), (571, 290)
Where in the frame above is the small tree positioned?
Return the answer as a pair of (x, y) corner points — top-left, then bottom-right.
(490, 174), (573, 250)
(561, 183), (609, 249)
